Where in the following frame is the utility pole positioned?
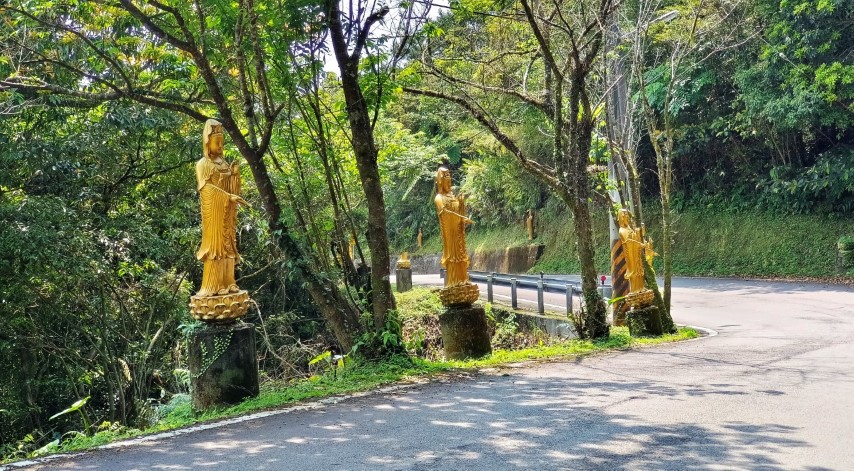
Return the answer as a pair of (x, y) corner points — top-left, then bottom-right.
(605, 9), (679, 325)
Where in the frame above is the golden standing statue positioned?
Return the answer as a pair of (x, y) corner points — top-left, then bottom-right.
(525, 209), (535, 241)
(417, 227), (423, 249)
(189, 119), (251, 322)
(617, 209), (655, 309)
(434, 165), (479, 306)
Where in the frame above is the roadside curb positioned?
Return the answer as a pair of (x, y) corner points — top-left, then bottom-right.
(682, 324), (719, 340)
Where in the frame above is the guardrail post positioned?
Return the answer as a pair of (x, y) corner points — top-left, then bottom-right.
(537, 279), (545, 314)
(511, 278), (518, 309)
(566, 284), (573, 315)
(487, 273), (494, 303)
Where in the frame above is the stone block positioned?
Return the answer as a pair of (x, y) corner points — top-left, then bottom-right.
(189, 322), (259, 409)
(626, 306), (664, 337)
(439, 304), (492, 360)
(396, 268), (412, 292)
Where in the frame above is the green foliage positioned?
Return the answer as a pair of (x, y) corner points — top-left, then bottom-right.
(377, 118), (445, 250)
(838, 236), (854, 251)
(0, 103), (198, 451)
(737, 0), (854, 132)
(529, 208), (612, 274)
(195, 332), (235, 378)
(350, 310), (406, 358)
(48, 397), (92, 436)
(759, 145), (854, 213)
(491, 310), (520, 349)
(460, 152), (546, 226)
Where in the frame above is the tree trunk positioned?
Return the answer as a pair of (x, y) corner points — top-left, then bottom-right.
(661, 191), (673, 314)
(334, 60), (396, 334)
(571, 169), (610, 339)
(568, 78), (609, 339)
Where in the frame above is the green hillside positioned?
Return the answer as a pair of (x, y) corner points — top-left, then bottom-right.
(419, 208), (854, 279)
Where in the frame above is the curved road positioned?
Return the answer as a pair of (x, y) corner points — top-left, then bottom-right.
(9, 277), (854, 470)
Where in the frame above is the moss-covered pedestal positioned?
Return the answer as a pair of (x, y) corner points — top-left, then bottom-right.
(439, 304), (492, 360)
(189, 322), (259, 409)
(626, 306), (664, 337)
(396, 268), (412, 292)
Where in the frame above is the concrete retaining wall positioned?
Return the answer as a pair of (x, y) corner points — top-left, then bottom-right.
(493, 306), (577, 339)
(406, 244), (545, 274)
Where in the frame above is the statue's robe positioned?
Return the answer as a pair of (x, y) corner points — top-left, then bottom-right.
(196, 157), (240, 296)
(435, 192), (469, 286)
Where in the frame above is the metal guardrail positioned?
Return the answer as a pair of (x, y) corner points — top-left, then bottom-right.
(440, 269), (612, 316)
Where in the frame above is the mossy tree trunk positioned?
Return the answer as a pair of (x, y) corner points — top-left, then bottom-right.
(643, 256), (675, 333)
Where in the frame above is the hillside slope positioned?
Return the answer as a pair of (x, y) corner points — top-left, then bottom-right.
(415, 209), (854, 279)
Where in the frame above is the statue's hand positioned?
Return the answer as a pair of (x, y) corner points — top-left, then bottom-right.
(464, 217), (474, 225)
(231, 194), (250, 207)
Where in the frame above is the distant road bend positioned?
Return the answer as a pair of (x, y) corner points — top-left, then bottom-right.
(10, 276), (854, 470)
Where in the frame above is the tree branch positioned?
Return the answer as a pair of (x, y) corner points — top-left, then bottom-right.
(520, 0), (563, 82)
(403, 87), (566, 197)
(117, 0), (194, 52)
(423, 62), (550, 115)
(352, 5), (390, 63)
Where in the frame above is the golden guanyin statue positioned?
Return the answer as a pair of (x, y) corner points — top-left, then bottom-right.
(396, 252), (411, 270)
(434, 165), (479, 306)
(617, 209), (655, 309)
(525, 209), (535, 241)
(189, 119), (251, 322)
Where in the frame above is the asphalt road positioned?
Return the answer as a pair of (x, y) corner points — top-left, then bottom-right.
(10, 276), (854, 470)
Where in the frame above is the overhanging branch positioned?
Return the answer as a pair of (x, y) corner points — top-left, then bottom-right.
(403, 86), (568, 200)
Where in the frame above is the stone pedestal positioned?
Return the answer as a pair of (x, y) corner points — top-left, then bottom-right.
(396, 268), (412, 293)
(189, 322), (259, 409)
(626, 306), (664, 337)
(439, 304), (492, 360)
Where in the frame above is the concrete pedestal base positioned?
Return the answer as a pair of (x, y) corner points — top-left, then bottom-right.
(189, 322), (259, 410)
(626, 306), (664, 337)
(396, 268), (412, 292)
(439, 304), (492, 360)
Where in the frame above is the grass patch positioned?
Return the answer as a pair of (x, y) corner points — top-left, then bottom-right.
(5, 287), (697, 464)
(662, 209), (849, 277)
(441, 325), (698, 369)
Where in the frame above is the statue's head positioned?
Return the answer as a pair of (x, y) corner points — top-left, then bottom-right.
(617, 208), (632, 227)
(203, 119), (224, 159)
(435, 165), (451, 193)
